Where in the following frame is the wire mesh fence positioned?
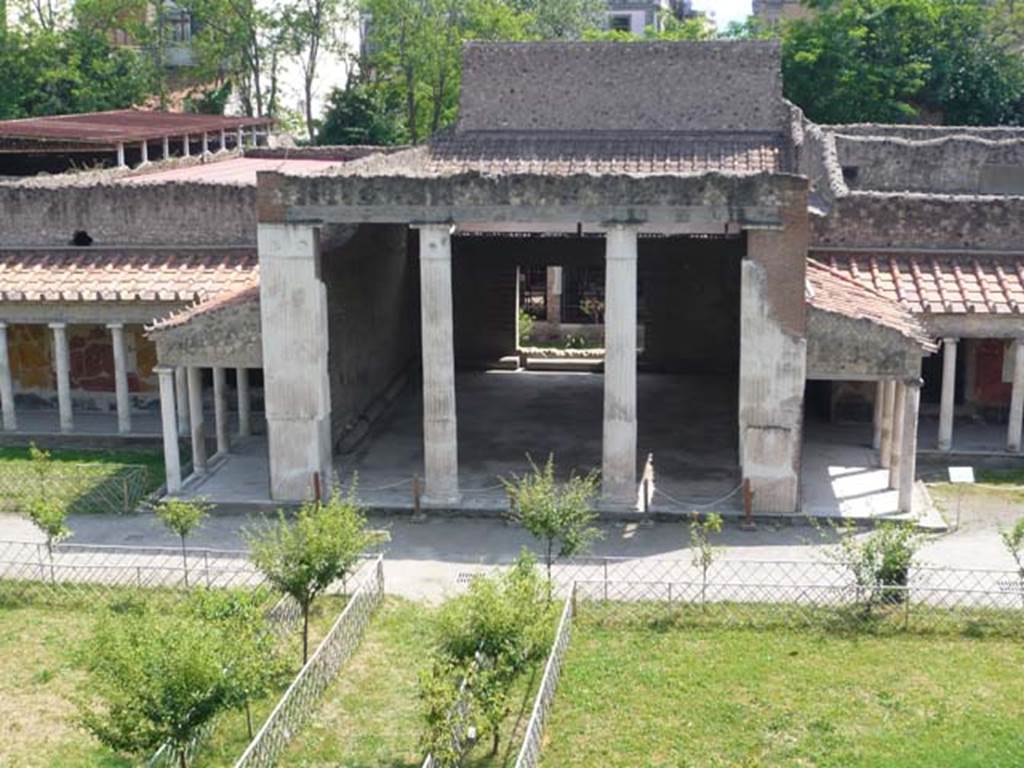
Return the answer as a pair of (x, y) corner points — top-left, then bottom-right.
(0, 463), (154, 515)
(512, 589), (575, 768)
(233, 555), (385, 768)
(551, 557), (1024, 636)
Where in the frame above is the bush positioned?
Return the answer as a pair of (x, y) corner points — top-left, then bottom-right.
(832, 523), (922, 608)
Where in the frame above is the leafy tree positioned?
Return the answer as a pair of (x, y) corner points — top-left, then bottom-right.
(510, 0), (604, 39)
(318, 79), (406, 145)
(246, 488), (374, 663)
(503, 455), (600, 597)
(78, 607), (242, 768)
(689, 511), (722, 606)
(22, 444), (71, 582)
(155, 498), (211, 588)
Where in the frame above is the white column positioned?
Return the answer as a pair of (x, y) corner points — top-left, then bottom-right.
(602, 225), (638, 506)
(259, 224), (332, 500)
(1007, 339), (1024, 452)
(212, 366), (229, 455)
(898, 378), (922, 514)
(182, 135), (190, 157)
(219, 129), (227, 151)
(115, 143), (125, 167)
(201, 132), (210, 155)
(236, 367), (251, 437)
(889, 382), (907, 490)
(0, 323), (16, 431)
(251, 126), (259, 146)
(156, 366), (182, 493)
(879, 379), (895, 468)
(162, 136), (170, 160)
(237, 127), (245, 148)
(49, 322), (73, 433)
(419, 225), (460, 505)
(187, 366), (207, 475)
(871, 380), (884, 451)
(175, 366), (189, 437)
(938, 337), (957, 451)
(108, 323), (131, 434)
(139, 141), (148, 165)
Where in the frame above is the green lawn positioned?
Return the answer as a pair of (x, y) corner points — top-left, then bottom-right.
(281, 598), (541, 768)
(0, 587), (342, 768)
(539, 619), (1024, 768)
(0, 446), (166, 514)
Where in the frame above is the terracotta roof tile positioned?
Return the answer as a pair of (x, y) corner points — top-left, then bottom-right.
(148, 283), (259, 332)
(820, 250), (1024, 315)
(0, 248), (257, 303)
(806, 259), (936, 349)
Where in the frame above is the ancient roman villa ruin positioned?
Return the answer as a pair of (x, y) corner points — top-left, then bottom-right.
(4, 40), (1024, 519)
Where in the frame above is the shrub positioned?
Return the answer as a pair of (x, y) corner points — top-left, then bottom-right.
(517, 308), (534, 345)
(832, 522), (922, 609)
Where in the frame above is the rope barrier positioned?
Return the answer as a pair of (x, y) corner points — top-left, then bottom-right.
(653, 482), (744, 511)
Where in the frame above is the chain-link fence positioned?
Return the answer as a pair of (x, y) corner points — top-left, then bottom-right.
(0, 463), (154, 515)
(551, 557), (1024, 636)
(233, 555), (385, 768)
(513, 591), (574, 768)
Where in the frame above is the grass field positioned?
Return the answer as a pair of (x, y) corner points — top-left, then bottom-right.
(0, 446), (166, 514)
(539, 619), (1024, 768)
(280, 598), (541, 768)
(0, 588), (343, 768)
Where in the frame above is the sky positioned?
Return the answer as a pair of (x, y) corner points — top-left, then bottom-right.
(691, 0), (754, 28)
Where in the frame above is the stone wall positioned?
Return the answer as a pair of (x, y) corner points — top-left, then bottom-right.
(150, 290), (262, 369)
(835, 134), (1024, 194)
(0, 182), (256, 247)
(324, 224), (417, 446)
(458, 41), (789, 133)
(806, 309), (923, 379)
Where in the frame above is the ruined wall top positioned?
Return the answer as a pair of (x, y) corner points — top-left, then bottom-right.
(457, 41), (788, 134)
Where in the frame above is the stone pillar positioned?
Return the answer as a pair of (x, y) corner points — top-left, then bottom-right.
(0, 323), (16, 431)
(237, 127), (245, 148)
(871, 380), (884, 451)
(419, 225), (460, 505)
(219, 129), (227, 151)
(108, 323), (131, 434)
(602, 225), (638, 506)
(1007, 339), (1024, 452)
(115, 143), (125, 167)
(212, 366), (229, 455)
(183, 135), (190, 157)
(187, 366), (208, 475)
(545, 266), (562, 325)
(938, 337), (957, 451)
(738, 210), (808, 514)
(879, 379), (895, 468)
(258, 224), (332, 500)
(156, 366), (182, 493)
(201, 132), (210, 155)
(898, 378), (922, 514)
(236, 367), (251, 437)
(49, 322), (73, 433)
(175, 366), (189, 437)
(162, 136), (170, 160)
(139, 141), (148, 165)
(889, 382), (907, 490)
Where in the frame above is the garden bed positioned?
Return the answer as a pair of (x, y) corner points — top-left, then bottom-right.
(539, 614), (1024, 767)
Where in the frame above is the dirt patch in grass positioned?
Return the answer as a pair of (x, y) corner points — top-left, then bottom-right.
(540, 618), (1024, 768)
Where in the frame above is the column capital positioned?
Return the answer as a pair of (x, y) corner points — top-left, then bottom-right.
(106, 322), (125, 331)
(48, 321), (66, 331)
(154, 364), (177, 377)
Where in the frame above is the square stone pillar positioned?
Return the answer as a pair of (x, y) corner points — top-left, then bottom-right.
(49, 322), (73, 433)
(155, 366), (182, 493)
(545, 266), (563, 325)
(879, 379), (895, 468)
(107, 323), (131, 434)
(237, 367), (252, 437)
(212, 366), (230, 455)
(602, 225), (638, 507)
(418, 225), (460, 505)
(938, 337), (957, 451)
(898, 377), (922, 514)
(1007, 339), (1024, 452)
(187, 366), (208, 475)
(175, 366), (190, 437)
(889, 382), (907, 490)
(0, 323), (17, 431)
(738, 207), (808, 514)
(259, 223), (332, 501)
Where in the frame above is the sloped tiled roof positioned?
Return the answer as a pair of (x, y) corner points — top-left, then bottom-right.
(819, 250), (1024, 315)
(149, 283), (259, 332)
(806, 259), (936, 349)
(0, 248), (257, 302)
(333, 130), (788, 178)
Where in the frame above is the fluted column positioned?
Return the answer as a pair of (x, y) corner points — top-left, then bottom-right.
(108, 323), (131, 434)
(49, 322), (73, 433)
(889, 382), (907, 490)
(236, 367), (251, 437)
(879, 380), (896, 468)
(156, 366), (182, 493)
(212, 366), (229, 455)
(0, 323), (17, 431)
(871, 380), (884, 451)
(602, 225), (638, 506)
(898, 378), (922, 514)
(419, 225), (460, 505)
(938, 337), (957, 451)
(187, 366), (208, 475)
(175, 366), (189, 437)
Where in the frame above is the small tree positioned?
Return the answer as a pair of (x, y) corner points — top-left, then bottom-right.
(503, 455), (601, 597)
(155, 498), (211, 588)
(23, 444), (71, 582)
(78, 608), (241, 768)
(246, 487), (374, 663)
(1000, 517), (1024, 608)
(689, 512), (722, 607)
(830, 522), (922, 611)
